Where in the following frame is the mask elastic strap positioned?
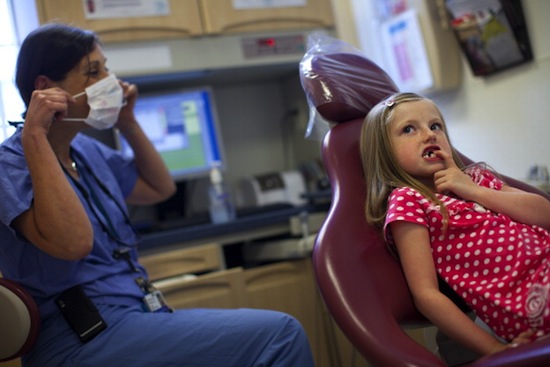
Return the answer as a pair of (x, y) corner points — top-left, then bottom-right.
(63, 91), (87, 121)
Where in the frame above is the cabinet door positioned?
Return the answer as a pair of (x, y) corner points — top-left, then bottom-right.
(329, 319), (372, 367)
(200, 0), (334, 34)
(244, 259), (333, 367)
(139, 244), (221, 282)
(155, 267), (247, 309)
(0, 359), (21, 367)
(35, 0), (203, 42)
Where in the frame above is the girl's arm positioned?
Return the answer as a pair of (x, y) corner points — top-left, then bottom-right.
(115, 81), (176, 205)
(390, 220), (511, 355)
(434, 151), (550, 230)
(468, 185), (550, 230)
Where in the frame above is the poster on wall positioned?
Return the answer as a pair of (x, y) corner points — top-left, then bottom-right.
(379, 9), (434, 92)
(445, 0), (532, 76)
(83, 0), (170, 19)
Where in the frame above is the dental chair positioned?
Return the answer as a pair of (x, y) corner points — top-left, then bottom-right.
(0, 278), (41, 362)
(300, 50), (550, 366)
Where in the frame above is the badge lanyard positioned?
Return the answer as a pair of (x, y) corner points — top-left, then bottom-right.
(60, 149), (171, 313)
(69, 149), (139, 248)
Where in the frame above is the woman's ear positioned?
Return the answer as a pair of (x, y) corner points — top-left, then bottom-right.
(34, 75), (51, 90)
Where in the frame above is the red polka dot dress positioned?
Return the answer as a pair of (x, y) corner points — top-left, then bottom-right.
(384, 166), (550, 341)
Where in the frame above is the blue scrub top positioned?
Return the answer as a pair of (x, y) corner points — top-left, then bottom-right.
(0, 128), (147, 317)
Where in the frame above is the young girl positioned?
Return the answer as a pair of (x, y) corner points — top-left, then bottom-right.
(360, 92), (550, 356)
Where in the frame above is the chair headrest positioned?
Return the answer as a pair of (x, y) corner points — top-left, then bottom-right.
(300, 52), (399, 123)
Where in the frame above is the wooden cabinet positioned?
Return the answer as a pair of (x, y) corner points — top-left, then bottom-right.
(35, 0), (334, 43)
(244, 259), (332, 366)
(140, 246), (333, 366)
(138, 243), (221, 281)
(0, 359), (21, 367)
(35, 0), (203, 42)
(329, 321), (371, 367)
(199, 0), (335, 34)
(155, 267), (247, 309)
(139, 245), (370, 367)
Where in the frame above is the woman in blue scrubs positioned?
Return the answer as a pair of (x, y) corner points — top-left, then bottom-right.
(0, 23), (314, 367)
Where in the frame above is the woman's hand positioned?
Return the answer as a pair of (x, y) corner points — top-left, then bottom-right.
(110, 79), (176, 204)
(23, 88), (75, 135)
(115, 79), (139, 132)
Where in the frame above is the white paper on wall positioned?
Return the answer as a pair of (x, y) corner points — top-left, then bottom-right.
(232, 0), (307, 10)
(82, 0), (170, 19)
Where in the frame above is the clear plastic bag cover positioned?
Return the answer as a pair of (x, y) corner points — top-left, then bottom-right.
(300, 32), (399, 139)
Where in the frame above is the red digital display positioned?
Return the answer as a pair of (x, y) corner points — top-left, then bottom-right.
(258, 38), (276, 47)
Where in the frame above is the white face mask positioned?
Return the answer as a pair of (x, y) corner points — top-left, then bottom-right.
(64, 74), (124, 130)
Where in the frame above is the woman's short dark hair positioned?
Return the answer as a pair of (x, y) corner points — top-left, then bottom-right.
(15, 23), (99, 109)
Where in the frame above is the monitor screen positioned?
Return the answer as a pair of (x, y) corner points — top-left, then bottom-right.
(120, 87), (225, 181)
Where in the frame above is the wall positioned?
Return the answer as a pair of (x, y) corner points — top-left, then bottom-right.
(433, 0), (550, 180)
(335, 0), (550, 181)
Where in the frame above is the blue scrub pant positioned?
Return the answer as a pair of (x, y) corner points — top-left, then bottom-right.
(23, 304), (315, 367)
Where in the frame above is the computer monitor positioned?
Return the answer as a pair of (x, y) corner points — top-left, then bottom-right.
(119, 86), (225, 181)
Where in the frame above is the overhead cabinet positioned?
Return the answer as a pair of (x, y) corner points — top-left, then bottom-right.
(35, 0), (204, 42)
(35, 0), (334, 42)
(199, 0), (335, 34)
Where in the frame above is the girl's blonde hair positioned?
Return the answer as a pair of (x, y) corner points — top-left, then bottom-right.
(360, 92), (465, 228)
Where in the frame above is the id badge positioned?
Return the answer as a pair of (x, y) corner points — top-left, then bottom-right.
(136, 276), (172, 312)
(143, 289), (171, 313)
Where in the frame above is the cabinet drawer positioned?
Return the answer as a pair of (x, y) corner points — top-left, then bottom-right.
(35, 0), (203, 42)
(199, 0), (334, 34)
(139, 244), (221, 281)
(155, 267), (246, 309)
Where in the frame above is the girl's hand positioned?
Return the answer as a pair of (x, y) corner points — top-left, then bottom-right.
(484, 330), (534, 355)
(509, 329), (536, 346)
(502, 329), (535, 352)
(433, 150), (479, 200)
